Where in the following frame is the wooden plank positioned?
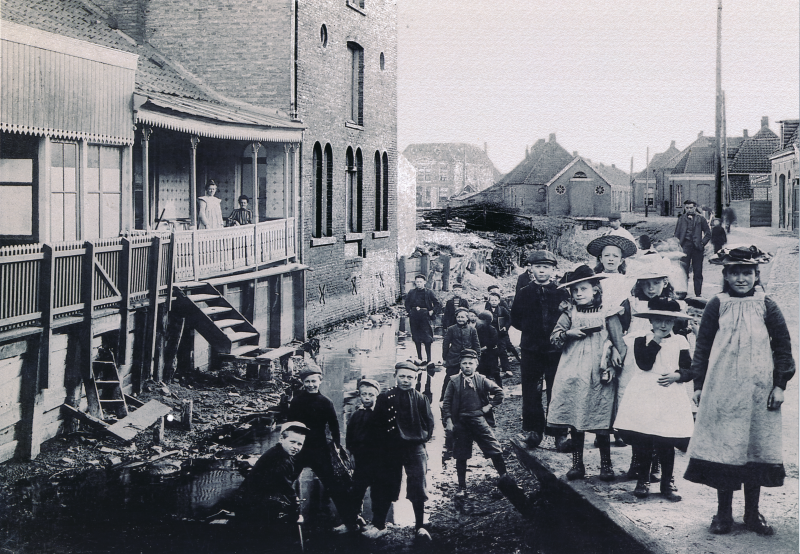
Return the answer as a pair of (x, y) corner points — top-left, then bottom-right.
(142, 236), (162, 381)
(0, 440), (18, 463)
(80, 241), (101, 419)
(0, 356), (24, 384)
(254, 345), (298, 360)
(60, 403), (109, 430)
(0, 406), (22, 431)
(106, 399), (171, 442)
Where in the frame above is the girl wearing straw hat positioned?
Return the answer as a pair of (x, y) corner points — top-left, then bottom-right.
(613, 298), (694, 502)
(546, 265), (627, 482)
(684, 247), (795, 536)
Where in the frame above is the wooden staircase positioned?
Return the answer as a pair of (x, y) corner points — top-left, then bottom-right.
(84, 352), (128, 419)
(173, 284), (261, 357)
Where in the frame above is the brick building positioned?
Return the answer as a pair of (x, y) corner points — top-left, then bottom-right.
(770, 120), (799, 229)
(95, 0), (400, 330)
(632, 141), (680, 213)
(402, 143), (501, 207)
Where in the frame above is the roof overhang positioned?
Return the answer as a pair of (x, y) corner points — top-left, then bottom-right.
(135, 93), (304, 143)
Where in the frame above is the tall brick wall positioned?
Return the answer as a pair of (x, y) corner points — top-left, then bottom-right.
(296, 0), (399, 330)
(124, 0), (399, 332)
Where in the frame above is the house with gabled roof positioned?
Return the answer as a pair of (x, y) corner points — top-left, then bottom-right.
(769, 119), (799, 229)
(632, 140), (680, 213)
(489, 134), (620, 217)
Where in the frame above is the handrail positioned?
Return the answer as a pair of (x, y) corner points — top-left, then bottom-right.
(0, 218), (296, 331)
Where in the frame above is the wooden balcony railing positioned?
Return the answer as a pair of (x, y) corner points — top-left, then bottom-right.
(0, 218), (296, 332)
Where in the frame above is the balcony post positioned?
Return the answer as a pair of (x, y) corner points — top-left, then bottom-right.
(189, 136), (200, 229)
(284, 144), (290, 260)
(292, 143), (300, 260)
(141, 127), (153, 231)
(250, 142), (261, 223)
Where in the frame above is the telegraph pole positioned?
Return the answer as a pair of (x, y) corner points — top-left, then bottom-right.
(714, 0), (723, 217)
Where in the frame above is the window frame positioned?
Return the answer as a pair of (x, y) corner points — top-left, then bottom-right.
(347, 43), (364, 126)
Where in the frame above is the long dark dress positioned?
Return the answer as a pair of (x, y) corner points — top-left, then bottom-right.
(405, 287), (441, 344)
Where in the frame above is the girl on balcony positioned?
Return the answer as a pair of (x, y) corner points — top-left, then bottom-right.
(198, 180), (224, 229)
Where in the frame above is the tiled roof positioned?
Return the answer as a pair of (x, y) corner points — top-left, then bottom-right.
(729, 126), (780, 174)
(729, 174), (753, 201)
(2, 0), (217, 101)
(779, 120), (799, 148)
(635, 143), (680, 178)
(401, 143), (502, 180)
(666, 135), (746, 175)
(590, 161), (630, 189)
(498, 137), (574, 186)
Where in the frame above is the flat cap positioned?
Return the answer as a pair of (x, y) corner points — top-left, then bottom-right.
(395, 360), (420, 373)
(608, 212), (622, 221)
(280, 421), (309, 434)
(298, 366), (322, 381)
(358, 378), (381, 392)
(526, 250), (557, 266)
(460, 348), (479, 359)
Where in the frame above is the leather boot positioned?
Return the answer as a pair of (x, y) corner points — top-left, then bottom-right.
(626, 450), (639, 479)
(658, 448), (681, 502)
(633, 451), (650, 497)
(597, 434), (614, 482)
(649, 450), (660, 482)
(566, 431), (585, 480)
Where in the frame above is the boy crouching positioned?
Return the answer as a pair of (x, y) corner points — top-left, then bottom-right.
(442, 349), (509, 498)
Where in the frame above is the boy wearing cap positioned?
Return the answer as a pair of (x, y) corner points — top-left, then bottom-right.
(442, 283), (470, 330)
(286, 367), (354, 533)
(234, 422), (308, 542)
(486, 291), (517, 374)
(346, 379), (384, 533)
(404, 275), (442, 364)
(368, 362), (435, 541)
(606, 212), (636, 243)
(476, 311), (501, 385)
(442, 349), (508, 497)
(441, 308), (481, 401)
(510, 251), (571, 450)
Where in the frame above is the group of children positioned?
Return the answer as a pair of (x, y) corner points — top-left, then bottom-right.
(533, 230), (794, 537)
(243, 213), (793, 544)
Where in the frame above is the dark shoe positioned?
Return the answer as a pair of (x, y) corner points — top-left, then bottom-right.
(650, 456), (661, 483)
(613, 436), (627, 447)
(633, 479), (649, 498)
(524, 431), (542, 448)
(709, 515), (734, 535)
(554, 435), (573, 453)
(599, 461), (615, 482)
(744, 511), (775, 536)
(626, 452), (640, 479)
(660, 488), (682, 502)
(566, 463), (585, 480)
(668, 476), (678, 493)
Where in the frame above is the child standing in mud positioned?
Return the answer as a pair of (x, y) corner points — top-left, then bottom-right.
(546, 265), (627, 481)
(442, 349), (509, 498)
(684, 248), (795, 536)
(345, 379), (383, 533)
(613, 298), (694, 502)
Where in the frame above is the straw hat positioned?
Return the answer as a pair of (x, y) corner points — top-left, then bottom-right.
(720, 246), (759, 266)
(632, 297), (692, 320)
(557, 265), (607, 289)
(587, 235), (637, 258)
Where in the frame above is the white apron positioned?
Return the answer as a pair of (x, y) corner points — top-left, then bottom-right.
(614, 333), (694, 438)
(687, 292), (783, 466)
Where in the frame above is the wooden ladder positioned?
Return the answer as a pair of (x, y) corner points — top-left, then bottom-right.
(84, 352), (128, 419)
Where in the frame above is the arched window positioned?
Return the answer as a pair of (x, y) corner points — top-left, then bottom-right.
(346, 147), (362, 233)
(374, 151), (382, 230)
(382, 152), (389, 231)
(573, 171), (587, 179)
(313, 142), (323, 237)
(324, 144), (333, 236)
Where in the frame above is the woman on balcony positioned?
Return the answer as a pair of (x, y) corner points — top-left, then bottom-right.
(198, 180), (224, 229)
(227, 195), (253, 226)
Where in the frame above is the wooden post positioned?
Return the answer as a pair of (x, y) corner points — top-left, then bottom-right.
(155, 236), (177, 382)
(18, 337), (44, 460)
(119, 237), (132, 375)
(162, 317), (185, 383)
(421, 254), (430, 285)
(250, 142), (260, 223)
(191, 230), (199, 282)
(440, 254), (451, 291)
(80, 241), (102, 418)
(141, 127), (153, 230)
(398, 256), (406, 296)
(153, 416), (165, 444)
(143, 236), (163, 382)
(189, 136), (200, 229)
(181, 400), (193, 431)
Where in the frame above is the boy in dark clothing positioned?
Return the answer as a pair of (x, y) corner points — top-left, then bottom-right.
(234, 422), (308, 548)
(476, 311), (501, 386)
(368, 362), (435, 541)
(486, 292), (516, 374)
(510, 250), (571, 451)
(442, 349), (508, 498)
(442, 283), (470, 330)
(710, 218), (727, 253)
(441, 308), (481, 401)
(404, 274), (441, 364)
(286, 367), (354, 533)
(346, 379), (382, 533)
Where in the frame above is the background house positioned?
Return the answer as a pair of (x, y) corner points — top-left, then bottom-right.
(631, 141), (680, 214)
(402, 143), (501, 208)
(770, 119), (799, 229)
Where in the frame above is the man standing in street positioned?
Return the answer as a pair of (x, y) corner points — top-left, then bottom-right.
(674, 199), (711, 297)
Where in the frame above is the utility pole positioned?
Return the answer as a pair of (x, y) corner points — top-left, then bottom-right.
(630, 156), (634, 212)
(714, 0), (723, 217)
(645, 147), (650, 217)
(722, 91), (731, 206)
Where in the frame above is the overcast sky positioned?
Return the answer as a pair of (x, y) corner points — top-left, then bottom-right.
(397, 0), (800, 175)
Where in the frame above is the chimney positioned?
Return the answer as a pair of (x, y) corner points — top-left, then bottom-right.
(612, 164), (616, 169)
(525, 146), (529, 158)
(573, 151), (578, 157)
(743, 129), (748, 138)
(549, 133), (556, 143)
(761, 116), (769, 129)
(698, 131), (704, 138)
(670, 140), (676, 149)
